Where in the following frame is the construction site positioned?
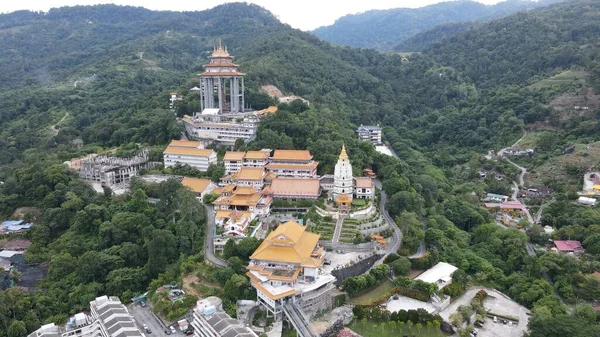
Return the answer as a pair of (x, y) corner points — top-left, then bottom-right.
(78, 150), (152, 193)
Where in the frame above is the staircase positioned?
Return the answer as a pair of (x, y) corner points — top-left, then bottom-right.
(282, 303), (318, 337)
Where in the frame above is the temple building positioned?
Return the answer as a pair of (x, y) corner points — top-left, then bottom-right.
(354, 177), (375, 199)
(266, 150), (318, 179)
(215, 210), (253, 237)
(163, 140), (217, 172)
(220, 167), (274, 191)
(223, 150), (271, 175)
(333, 145), (354, 200)
(199, 40), (245, 114)
(212, 184), (272, 218)
(246, 220), (336, 319)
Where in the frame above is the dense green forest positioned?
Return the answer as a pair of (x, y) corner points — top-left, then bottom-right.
(312, 0), (562, 51)
(1, 1), (600, 336)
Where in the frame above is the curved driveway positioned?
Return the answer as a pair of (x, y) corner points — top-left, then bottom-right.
(203, 204), (228, 267)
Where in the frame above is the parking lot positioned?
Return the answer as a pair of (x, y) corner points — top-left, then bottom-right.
(128, 302), (170, 337)
(439, 287), (530, 337)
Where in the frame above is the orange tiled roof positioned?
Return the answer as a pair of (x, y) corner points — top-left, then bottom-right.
(224, 151), (245, 161)
(266, 162), (319, 170)
(163, 147), (215, 157)
(271, 150), (313, 162)
(181, 177), (213, 193)
(168, 140), (201, 148)
(200, 71), (246, 76)
(244, 151), (269, 160)
(336, 193), (352, 204)
(270, 178), (320, 197)
(355, 177), (373, 188)
(233, 167), (266, 181)
(250, 220), (321, 265)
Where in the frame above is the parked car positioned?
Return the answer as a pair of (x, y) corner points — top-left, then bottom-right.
(170, 326), (177, 334)
(164, 329), (171, 335)
(493, 316), (498, 323)
(184, 330), (193, 335)
(140, 301), (146, 307)
(323, 260), (331, 265)
(143, 324), (148, 330)
(146, 328), (152, 334)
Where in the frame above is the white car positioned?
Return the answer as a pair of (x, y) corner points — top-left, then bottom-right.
(170, 326), (177, 334)
(493, 316), (498, 323)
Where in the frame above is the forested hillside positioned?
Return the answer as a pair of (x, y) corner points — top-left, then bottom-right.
(1, 2), (600, 337)
(312, 0), (562, 51)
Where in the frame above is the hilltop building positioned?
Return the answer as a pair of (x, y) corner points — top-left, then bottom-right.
(181, 177), (217, 200)
(163, 140), (217, 172)
(169, 92), (183, 109)
(333, 145), (354, 200)
(357, 124), (382, 145)
(182, 113), (259, 146)
(266, 150), (318, 179)
(27, 296), (144, 337)
(191, 298), (257, 337)
(200, 40), (245, 114)
(213, 183), (272, 218)
(246, 220), (336, 319)
(415, 262), (458, 290)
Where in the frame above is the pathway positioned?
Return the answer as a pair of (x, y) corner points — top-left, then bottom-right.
(409, 217), (427, 259)
(535, 199), (554, 224)
(49, 111), (69, 136)
(203, 204), (228, 267)
(499, 132), (534, 223)
(374, 179), (402, 257)
(332, 216), (344, 243)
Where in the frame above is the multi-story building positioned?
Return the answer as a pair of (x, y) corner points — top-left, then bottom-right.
(163, 140), (217, 172)
(357, 124), (382, 145)
(191, 298), (257, 337)
(246, 220), (336, 319)
(223, 151), (244, 175)
(28, 296), (144, 337)
(354, 177), (375, 199)
(213, 184), (272, 218)
(182, 114), (259, 146)
(220, 167), (271, 191)
(181, 177), (218, 200)
(79, 151), (151, 189)
(266, 150), (318, 179)
(223, 150), (271, 174)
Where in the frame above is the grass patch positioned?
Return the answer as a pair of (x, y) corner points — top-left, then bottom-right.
(348, 320), (445, 337)
(348, 279), (396, 305)
(528, 70), (588, 90)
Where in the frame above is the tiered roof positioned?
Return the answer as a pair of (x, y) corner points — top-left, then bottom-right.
(250, 220), (322, 266)
(271, 150), (313, 162)
(223, 151), (245, 161)
(181, 177), (213, 194)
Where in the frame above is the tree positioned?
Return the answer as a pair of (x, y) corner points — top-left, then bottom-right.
(9, 269), (22, 283)
(390, 256), (411, 276)
(8, 321), (27, 337)
(214, 268), (236, 286)
(227, 256), (244, 273)
(223, 274), (249, 301)
(223, 239), (237, 260)
(370, 264), (390, 280)
(147, 229), (177, 277)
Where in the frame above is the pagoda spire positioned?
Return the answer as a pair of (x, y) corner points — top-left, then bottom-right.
(339, 144), (349, 161)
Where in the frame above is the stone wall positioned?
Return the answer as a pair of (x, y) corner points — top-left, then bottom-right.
(331, 254), (383, 286)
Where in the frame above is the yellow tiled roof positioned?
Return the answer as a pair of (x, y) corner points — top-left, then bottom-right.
(215, 210), (251, 220)
(250, 280), (296, 300)
(233, 167), (266, 181)
(244, 151), (269, 160)
(250, 221), (321, 264)
(168, 140), (201, 148)
(224, 151), (245, 161)
(271, 150), (313, 161)
(355, 177), (373, 188)
(181, 177), (213, 193)
(164, 147), (214, 157)
(266, 162), (319, 170)
(234, 186), (258, 195)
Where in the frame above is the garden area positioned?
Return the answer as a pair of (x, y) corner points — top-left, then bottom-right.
(348, 319), (444, 337)
(348, 279), (395, 305)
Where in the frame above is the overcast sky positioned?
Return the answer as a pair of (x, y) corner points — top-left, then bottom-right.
(0, 0), (505, 30)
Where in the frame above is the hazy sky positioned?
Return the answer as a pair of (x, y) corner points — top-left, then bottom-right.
(0, 0), (505, 31)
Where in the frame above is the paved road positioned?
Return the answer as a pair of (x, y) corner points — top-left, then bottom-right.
(497, 132), (527, 157)
(128, 302), (169, 337)
(203, 204), (228, 267)
(374, 179), (402, 256)
(535, 199), (554, 224)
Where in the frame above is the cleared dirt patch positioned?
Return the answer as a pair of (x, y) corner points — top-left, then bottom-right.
(528, 70), (588, 90)
(526, 142), (600, 186)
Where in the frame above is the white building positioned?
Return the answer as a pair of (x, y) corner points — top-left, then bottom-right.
(28, 296), (144, 337)
(223, 150), (271, 175)
(169, 92), (183, 109)
(215, 210), (253, 237)
(357, 125), (382, 145)
(163, 140), (217, 172)
(333, 145), (354, 199)
(415, 262), (458, 290)
(578, 196), (597, 206)
(191, 298), (257, 337)
(246, 221), (336, 319)
(182, 113), (259, 146)
(354, 177), (375, 199)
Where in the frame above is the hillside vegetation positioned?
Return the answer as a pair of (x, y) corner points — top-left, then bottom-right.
(312, 0), (562, 51)
(1, 2), (600, 337)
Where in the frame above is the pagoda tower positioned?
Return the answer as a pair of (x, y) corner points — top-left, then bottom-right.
(199, 39), (245, 114)
(333, 144), (354, 200)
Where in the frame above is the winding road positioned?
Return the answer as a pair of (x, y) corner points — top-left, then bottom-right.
(498, 132), (534, 223)
(203, 204), (228, 267)
(374, 179), (402, 257)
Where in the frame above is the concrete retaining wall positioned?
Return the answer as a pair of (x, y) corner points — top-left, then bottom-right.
(331, 254), (383, 286)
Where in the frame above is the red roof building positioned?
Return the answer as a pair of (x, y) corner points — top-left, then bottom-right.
(554, 240), (585, 253)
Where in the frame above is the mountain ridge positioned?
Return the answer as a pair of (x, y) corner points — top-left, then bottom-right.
(312, 0), (564, 50)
